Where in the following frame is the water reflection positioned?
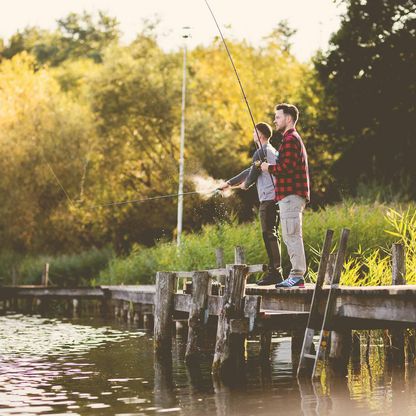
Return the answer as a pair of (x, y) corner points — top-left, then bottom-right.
(0, 314), (415, 415)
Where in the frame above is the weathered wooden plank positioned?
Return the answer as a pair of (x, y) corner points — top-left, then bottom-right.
(154, 272), (177, 356)
(234, 246), (245, 264)
(108, 289), (155, 304)
(0, 287), (104, 298)
(186, 271), (210, 363)
(216, 248), (225, 268)
(329, 329), (352, 376)
(230, 318), (248, 334)
(174, 264), (266, 279)
(392, 243), (406, 285)
(212, 265), (248, 378)
(243, 295), (261, 332)
(338, 297), (416, 326)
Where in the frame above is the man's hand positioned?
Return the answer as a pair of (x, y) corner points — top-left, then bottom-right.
(260, 162), (270, 172)
(238, 182), (246, 190)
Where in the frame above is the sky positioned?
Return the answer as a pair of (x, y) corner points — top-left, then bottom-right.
(0, 0), (346, 62)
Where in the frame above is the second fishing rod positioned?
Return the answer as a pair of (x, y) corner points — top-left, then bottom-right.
(204, 0), (276, 187)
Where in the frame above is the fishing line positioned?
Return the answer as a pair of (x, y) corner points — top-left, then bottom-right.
(80, 189), (221, 210)
(44, 161), (75, 208)
(203, 0), (276, 185)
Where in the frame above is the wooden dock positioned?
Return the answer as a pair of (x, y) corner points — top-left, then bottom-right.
(1, 283), (415, 329)
(1, 233), (415, 380)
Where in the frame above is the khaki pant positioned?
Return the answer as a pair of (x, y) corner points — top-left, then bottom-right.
(278, 195), (306, 277)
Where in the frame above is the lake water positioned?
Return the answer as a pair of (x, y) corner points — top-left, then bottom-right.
(0, 313), (415, 415)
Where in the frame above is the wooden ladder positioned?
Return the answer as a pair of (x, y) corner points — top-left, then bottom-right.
(297, 228), (350, 379)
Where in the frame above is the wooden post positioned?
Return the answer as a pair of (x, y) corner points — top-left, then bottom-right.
(185, 271), (210, 364)
(154, 354), (175, 409)
(154, 272), (177, 356)
(351, 331), (361, 374)
(216, 248), (225, 268)
(234, 246), (245, 265)
(386, 243), (406, 366)
(12, 267), (17, 286)
(259, 331), (272, 361)
(392, 243), (406, 285)
(144, 313), (154, 331)
(212, 264), (248, 379)
(329, 329), (352, 377)
(291, 329), (305, 371)
(101, 288), (111, 319)
(406, 330), (416, 363)
(72, 299), (79, 318)
(215, 247), (225, 295)
(41, 263), (49, 287)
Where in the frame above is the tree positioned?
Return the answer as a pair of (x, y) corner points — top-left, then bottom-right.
(1, 11), (120, 65)
(316, 0), (416, 195)
(0, 53), (98, 253)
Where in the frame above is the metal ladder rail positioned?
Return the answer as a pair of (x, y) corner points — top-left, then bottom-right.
(296, 228), (350, 379)
(311, 228), (350, 379)
(297, 229), (334, 377)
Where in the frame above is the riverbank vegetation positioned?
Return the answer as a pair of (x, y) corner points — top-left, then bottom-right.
(4, 201), (414, 287)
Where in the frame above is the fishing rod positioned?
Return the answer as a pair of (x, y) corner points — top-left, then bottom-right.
(203, 0), (274, 175)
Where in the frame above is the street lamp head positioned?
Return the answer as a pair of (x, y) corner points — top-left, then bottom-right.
(182, 26), (191, 39)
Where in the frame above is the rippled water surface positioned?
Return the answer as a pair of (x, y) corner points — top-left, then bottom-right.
(0, 313), (415, 415)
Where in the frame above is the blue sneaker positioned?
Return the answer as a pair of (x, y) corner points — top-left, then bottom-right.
(275, 276), (305, 288)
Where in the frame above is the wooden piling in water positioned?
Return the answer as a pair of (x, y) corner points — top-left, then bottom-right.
(259, 331), (272, 361)
(386, 243), (406, 366)
(234, 246), (246, 265)
(212, 264), (248, 378)
(154, 272), (177, 356)
(185, 271), (210, 364)
(41, 263), (49, 287)
(329, 329), (352, 377)
(216, 248), (225, 268)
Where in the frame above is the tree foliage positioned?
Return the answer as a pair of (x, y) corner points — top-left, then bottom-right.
(0, 5), (413, 262)
(315, 0), (416, 194)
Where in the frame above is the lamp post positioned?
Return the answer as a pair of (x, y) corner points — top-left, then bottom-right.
(177, 27), (190, 247)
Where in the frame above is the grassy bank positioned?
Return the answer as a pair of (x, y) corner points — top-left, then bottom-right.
(3, 202), (414, 287)
(0, 246), (114, 287)
(98, 202), (416, 286)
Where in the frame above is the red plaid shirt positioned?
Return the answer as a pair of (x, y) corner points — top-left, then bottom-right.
(268, 128), (310, 202)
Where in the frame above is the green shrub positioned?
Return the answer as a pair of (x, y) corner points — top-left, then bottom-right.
(98, 202), (415, 286)
(14, 246), (114, 287)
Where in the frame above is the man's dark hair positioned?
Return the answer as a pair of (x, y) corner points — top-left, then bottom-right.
(255, 122), (273, 140)
(275, 103), (299, 123)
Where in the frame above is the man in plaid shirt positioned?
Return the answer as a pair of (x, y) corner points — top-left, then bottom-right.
(261, 103), (310, 288)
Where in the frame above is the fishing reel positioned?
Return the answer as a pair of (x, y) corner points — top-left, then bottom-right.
(254, 159), (266, 170)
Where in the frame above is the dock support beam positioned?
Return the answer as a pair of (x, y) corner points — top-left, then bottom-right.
(154, 272), (177, 357)
(212, 264), (248, 379)
(386, 243), (406, 366)
(329, 329), (352, 376)
(185, 271), (210, 364)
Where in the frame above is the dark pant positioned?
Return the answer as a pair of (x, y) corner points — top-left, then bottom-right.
(259, 200), (281, 271)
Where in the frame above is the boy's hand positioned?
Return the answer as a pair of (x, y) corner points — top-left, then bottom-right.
(260, 162), (270, 172)
(217, 181), (230, 191)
